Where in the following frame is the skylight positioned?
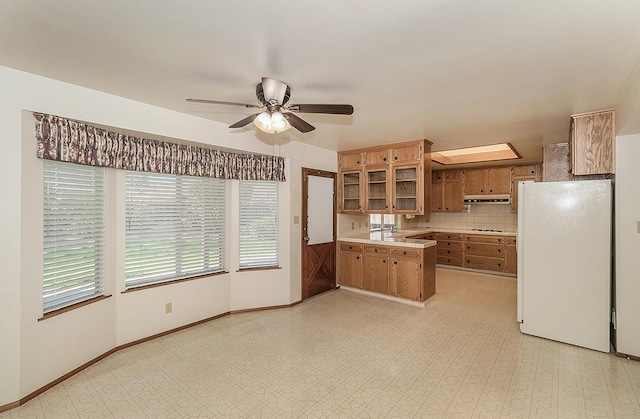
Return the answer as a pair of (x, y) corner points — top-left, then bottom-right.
(431, 143), (521, 165)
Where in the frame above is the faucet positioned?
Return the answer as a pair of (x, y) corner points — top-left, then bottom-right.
(391, 224), (398, 233)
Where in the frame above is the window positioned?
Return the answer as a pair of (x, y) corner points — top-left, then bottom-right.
(239, 181), (279, 269)
(369, 214), (398, 232)
(43, 160), (105, 313)
(125, 172), (225, 288)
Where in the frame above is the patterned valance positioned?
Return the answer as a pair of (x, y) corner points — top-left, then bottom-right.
(34, 113), (286, 182)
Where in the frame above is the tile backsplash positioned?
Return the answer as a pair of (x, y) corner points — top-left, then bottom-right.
(408, 204), (517, 232)
(337, 204), (517, 235)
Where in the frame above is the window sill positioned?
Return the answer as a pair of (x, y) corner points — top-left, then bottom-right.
(237, 266), (281, 272)
(122, 271), (229, 293)
(39, 295), (112, 321)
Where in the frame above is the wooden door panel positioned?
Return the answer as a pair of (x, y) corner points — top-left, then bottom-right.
(392, 259), (421, 300)
(302, 168), (337, 300)
(486, 167), (511, 194)
(363, 255), (389, 294)
(463, 169), (486, 195)
(338, 251), (362, 288)
(443, 181), (463, 212)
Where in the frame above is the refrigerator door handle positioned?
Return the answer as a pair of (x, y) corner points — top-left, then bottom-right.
(516, 181), (526, 324)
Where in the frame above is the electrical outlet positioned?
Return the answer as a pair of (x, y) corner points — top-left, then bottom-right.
(165, 302), (172, 313)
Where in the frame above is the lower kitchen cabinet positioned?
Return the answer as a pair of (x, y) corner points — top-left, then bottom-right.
(337, 242), (363, 288)
(463, 234), (505, 272)
(435, 232), (464, 267)
(391, 248), (421, 300)
(363, 245), (390, 294)
(337, 241), (436, 301)
(504, 237), (517, 274)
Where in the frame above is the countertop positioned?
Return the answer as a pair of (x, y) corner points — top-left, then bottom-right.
(338, 227), (516, 248)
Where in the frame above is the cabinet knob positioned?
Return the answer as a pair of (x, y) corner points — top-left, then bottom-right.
(403, 251), (407, 255)
(383, 157), (387, 162)
(446, 207), (449, 210)
(481, 189), (484, 193)
(383, 259), (387, 263)
(394, 156), (398, 160)
(498, 249), (501, 253)
(498, 263), (501, 267)
(349, 246), (352, 250)
(356, 160), (360, 164)
(393, 261), (398, 265)
(489, 189), (493, 192)
(467, 246), (470, 250)
(374, 248), (378, 253)
(447, 250), (451, 254)
(356, 256), (360, 260)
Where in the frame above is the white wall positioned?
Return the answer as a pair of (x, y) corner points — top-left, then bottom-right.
(614, 134), (640, 358)
(0, 65), (336, 406)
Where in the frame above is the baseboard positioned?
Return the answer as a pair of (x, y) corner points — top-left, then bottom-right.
(615, 351), (640, 362)
(1, 300), (302, 413)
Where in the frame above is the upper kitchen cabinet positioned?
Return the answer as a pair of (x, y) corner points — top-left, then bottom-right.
(337, 169), (362, 213)
(432, 170), (464, 212)
(365, 166), (390, 213)
(463, 167), (510, 195)
(392, 143), (422, 163)
(338, 150), (364, 169)
(337, 139), (432, 215)
(510, 164), (541, 213)
(570, 109), (615, 175)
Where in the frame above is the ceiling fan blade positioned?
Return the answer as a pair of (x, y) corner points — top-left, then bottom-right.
(288, 104), (354, 115)
(229, 113), (261, 128)
(186, 98), (262, 108)
(261, 77), (288, 105)
(283, 113), (315, 133)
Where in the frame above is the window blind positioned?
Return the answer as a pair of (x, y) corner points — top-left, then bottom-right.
(239, 181), (279, 268)
(125, 172), (226, 288)
(43, 160), (105, 313)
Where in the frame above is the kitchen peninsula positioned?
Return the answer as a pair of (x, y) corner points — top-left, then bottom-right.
(338, 228), (517, 304)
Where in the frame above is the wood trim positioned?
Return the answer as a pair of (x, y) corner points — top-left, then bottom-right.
(230, 300), (302, 314)
(121, 271), (228, 294)
(570, 108), (616, 118)
(236, 266), (281, 272)
(38, 295), (112, 321)
(1, 300), (303, 413)
(615, 352), (640, 362)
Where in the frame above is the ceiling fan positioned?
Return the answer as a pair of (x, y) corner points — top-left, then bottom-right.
(186, 77), (354, 134)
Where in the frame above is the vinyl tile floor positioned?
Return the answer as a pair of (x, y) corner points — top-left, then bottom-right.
(3, 268), (640, 418)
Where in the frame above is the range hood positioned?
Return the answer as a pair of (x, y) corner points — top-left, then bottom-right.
(463, 194), (511, 204)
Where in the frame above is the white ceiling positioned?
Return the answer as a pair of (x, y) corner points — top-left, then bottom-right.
(2, 1), (640, 168)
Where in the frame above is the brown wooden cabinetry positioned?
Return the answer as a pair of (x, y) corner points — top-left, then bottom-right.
(337, 139), (432, 215)
(363, 245), (390, 294)
(504, 237), (517, 275)
(435, 232), (464, 267)
(337, 170), (362, 213)
(463, 234), (505, 272)
(337, 241), (436, 301)
(463, 167), (510, 195)
(391, 248), (422, 300)
(570, 109), (615, 175)
(365, 167), (390, 213)
(432, 170), (464, 212)
(510, 164), (540, 213)
(337, 242), (363, 288)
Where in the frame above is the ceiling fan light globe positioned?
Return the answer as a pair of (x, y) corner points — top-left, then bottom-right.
(271, 112), (290, 132)
(254, 111), (274, 133)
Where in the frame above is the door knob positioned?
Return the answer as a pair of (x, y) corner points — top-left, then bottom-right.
(304, 235), (310, 242)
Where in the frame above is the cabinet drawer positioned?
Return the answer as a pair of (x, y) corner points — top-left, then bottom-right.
(438, 232), (463, 241)
(464, 256), (504, 271)
(506, 237), (516, 245)
(464, 234), (505, 244)
(364, 245), (389, 255)
(391, 248), (421, 259)
(406, 233), (436, 240)
(339, 243), (363, 253)
(436, 247), (463, 258)
(437, 240), (463, 251)
(437, 256), (463, 267)
(464, 243), (505, 258)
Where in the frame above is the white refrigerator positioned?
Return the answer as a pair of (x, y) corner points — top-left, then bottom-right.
(517, 179), (612, 353)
